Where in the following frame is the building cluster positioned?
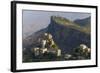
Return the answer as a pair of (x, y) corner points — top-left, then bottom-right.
(79, 44), (91, 54)
(28, 32), (91, 60)
(31, 33), (61, 57)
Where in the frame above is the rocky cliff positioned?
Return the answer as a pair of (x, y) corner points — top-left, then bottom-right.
(47, 16), (90, 53)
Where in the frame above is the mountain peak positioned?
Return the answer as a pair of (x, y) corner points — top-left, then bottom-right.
(51, 16), (73, 26)
(49, 16), (90, 34)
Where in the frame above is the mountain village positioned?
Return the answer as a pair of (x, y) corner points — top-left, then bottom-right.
(24, 33), (91, 61)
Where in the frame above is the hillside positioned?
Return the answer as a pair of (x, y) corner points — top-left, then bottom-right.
(46, 16), (90, 53)
(23, 16), (91, 54)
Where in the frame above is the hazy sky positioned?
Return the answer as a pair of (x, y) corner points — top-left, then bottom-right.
(23, 10), (90, 38)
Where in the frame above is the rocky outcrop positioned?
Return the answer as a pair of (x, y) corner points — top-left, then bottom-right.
(47, 16), (90, 53)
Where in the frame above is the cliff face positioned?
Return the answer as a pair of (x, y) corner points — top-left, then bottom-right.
(47, 16), (90, 53)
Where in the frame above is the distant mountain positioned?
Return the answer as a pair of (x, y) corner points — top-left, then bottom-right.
(23, 28), (47, 48)
(74, 16), (91, 35)
(74, 16), (91, 27)
(23, 16), (91, 53)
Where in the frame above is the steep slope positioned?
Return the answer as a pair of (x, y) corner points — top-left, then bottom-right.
(47, 16), (91, 53)
(23, 28), (47, 49)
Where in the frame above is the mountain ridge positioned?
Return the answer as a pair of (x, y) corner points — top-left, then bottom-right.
(46, 16), (90, 53)
(23, 16), (91, 53)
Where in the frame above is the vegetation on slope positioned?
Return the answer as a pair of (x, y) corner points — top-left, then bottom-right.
(51, 16), (90, 34)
